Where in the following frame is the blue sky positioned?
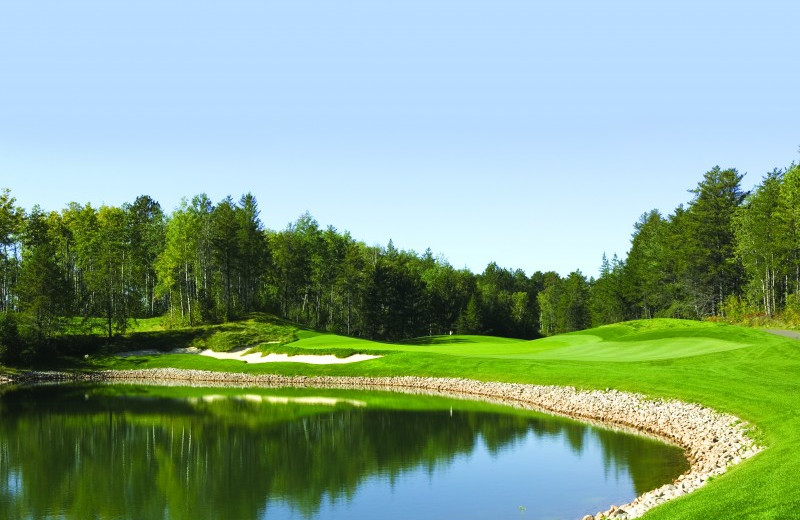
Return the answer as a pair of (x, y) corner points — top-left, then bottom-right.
(1, 1), (798, 277)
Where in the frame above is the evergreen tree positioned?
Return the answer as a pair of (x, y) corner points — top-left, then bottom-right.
(211, 196), (240, 321)
(269, 213), (319, 323)
(456, 294), (482, 334)
(125, 195), (166, 317)
(590, 254), (628, 326)
(685, 167), (747, 316)
(0, 311), (19, 362)
(338, 238), (368, 336)
(624, 210), (668, 319)
(423, 263), (474, 336)
(236, 193), (267, 313)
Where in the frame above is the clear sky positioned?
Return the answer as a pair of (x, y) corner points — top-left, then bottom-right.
(1, 1), (798, 277)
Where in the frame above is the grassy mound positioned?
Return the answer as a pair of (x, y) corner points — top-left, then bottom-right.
(56, 313), (302, 356)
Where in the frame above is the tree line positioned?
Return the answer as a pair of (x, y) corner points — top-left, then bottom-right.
(0, 190), (591, 362)
(588, 163), (800, 326)
(2, 160), (799, 362)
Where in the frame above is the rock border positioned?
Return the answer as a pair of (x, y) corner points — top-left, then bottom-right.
(3, 369), (763, 519)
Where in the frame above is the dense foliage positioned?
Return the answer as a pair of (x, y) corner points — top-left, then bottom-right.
(0, 191), (563, 361)
(2, 161), (799, 362)
(589, 163), (800, 327)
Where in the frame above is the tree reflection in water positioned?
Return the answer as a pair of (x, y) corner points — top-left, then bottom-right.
(0, 384), (687, 520)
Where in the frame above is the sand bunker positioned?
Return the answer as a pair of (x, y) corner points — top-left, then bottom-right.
(198, 349), (381, 364)
(115, 347), (381, 364)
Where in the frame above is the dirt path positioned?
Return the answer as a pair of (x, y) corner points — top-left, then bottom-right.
(765, 329), (800, 340)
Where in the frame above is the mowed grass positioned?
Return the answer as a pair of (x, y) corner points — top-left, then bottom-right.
(279, 320), (756, 362)
(19, 317), (800, 519)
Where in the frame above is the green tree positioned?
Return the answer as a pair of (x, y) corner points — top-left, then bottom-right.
(211, 197), (240, 321)
(362, 244), (427, 340)
(733, 170), (785, 316)
(16, 207), (69, 344)
(423, 262), (474, 336)
(0, 189), (23, 313)
(337, 238), (368, 336)
(0, 311), (19, 362)
(509, 290), (535, 337)
(188, 195), (216, 321)
(476, 263), (514, 336)
(684, 167), (747, 316)
(624, 210), (670, 319)
(312, 226), (350, 331)
(235, 193), (267, 313)
(590, 253), (628, 326)
(269, 213), (319, 323)
(90, 206), (134, 338)
(125, 195), (166, 317)
(559, 271), (590, 332)
(455, 294), (482, 334)
(155, 200), (202, 326)
(778, 164), (800, 299)
(536, 272), (562, 336)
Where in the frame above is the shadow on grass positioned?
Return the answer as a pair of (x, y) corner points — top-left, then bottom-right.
(113, 329), (210, 351)
(51, 329), (210, 358)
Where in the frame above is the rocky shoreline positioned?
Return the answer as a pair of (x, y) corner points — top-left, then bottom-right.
(2, 369), (763, 520)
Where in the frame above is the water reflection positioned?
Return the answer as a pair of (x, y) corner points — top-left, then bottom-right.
(0, 385), (688, 520)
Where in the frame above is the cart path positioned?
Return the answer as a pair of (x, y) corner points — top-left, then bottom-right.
(765, 329), (800, 340)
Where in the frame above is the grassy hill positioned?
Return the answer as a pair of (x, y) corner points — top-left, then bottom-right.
(6, 316), (800, 519)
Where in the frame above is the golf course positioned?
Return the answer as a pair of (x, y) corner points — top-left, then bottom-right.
(5, 0), (800, 517)
(14, 315), (788, 519)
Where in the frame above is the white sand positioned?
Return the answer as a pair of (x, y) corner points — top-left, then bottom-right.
(116, 346), (381, 364)
(198, 349), (381, 364)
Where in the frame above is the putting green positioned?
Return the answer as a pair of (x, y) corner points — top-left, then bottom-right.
(287, 320), (757, 362)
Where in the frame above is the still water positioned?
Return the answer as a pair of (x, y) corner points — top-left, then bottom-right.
(0, 384), (688, 520)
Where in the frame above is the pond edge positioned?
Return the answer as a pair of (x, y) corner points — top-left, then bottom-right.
(2, 369), (763, 520)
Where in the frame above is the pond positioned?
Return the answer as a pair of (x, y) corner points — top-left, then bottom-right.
(0, 384), (688, 520)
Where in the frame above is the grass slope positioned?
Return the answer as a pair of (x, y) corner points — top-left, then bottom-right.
(8, 317), (800, 519)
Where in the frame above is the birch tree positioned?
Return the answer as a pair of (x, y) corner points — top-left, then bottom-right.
(778, 164), (800, 299)
(733, 170), (784, 315)
(0, 189), (23, 312)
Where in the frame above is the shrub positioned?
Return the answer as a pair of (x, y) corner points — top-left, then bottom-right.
(0, 312), (26, 361)
(0, 312), (20, 362)
(784, 293), (800, 325)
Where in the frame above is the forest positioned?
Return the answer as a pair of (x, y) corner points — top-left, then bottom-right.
(1, 162), (799, 362)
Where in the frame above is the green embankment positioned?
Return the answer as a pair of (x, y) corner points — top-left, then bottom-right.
(5, 317), (800, 519)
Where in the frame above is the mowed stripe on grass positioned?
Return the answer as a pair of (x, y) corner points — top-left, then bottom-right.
(286, 320), (757, 362)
